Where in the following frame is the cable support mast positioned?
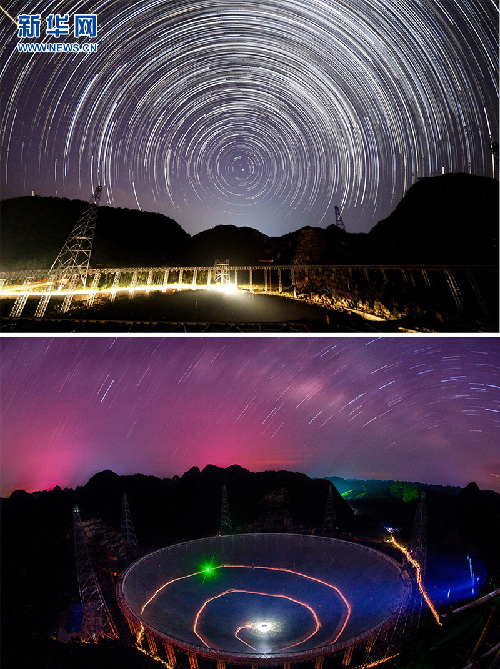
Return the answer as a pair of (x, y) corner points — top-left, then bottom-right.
(73, 506), (118, 640)
(220, 485), (232, 535)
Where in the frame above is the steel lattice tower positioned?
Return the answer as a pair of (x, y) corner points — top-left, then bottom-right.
(323, 484), (336, 534)
(220, 485), (232, 535)
(52, 184), (102, 283)
(334, 206), (346, 231)
(334, 205), (350, 259)
(409, 492), (427, 576)
(392, 493), (428, 644)
(33, 185), (102, 317)
(401, 492), (428, 638)
(121, 493), (139, 558)
(73, 506), (118, 641)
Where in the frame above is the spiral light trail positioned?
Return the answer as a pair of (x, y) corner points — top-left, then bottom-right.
(140, 563), (351, 652)
(195, 589), (320, 651)
(0, 0), (497, 234)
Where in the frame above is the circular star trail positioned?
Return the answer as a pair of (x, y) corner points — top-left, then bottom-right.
(0, 1), (498, 234)
(0, 337), (498, 496)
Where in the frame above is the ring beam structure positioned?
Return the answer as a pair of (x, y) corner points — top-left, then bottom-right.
(117, 533), (411, 664)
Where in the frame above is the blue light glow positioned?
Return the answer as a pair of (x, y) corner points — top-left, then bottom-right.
(426, 551), (487, 607)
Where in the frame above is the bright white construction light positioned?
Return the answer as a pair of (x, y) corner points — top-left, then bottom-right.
(209, 283), (238, 294)
(256, 621), (271, 633)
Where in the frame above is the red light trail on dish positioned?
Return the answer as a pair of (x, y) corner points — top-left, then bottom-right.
(234, 623), (256, 650)
(140, 563), (351, 651)
(197, 589), (319, 651)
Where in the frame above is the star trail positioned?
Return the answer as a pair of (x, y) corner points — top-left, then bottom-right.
(0, 0), (497, 234)
(1, 337), (498, 496)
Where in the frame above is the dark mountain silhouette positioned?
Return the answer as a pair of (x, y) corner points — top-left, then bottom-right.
(189, 225), (305, 265)
(69, 464), (355, 543)
(189, 225), (273, 265)
(0, 197), (190, 269)
(91, 205), (190, 267)
(366, 173), (498, 264)
(1, 173), (497, 269)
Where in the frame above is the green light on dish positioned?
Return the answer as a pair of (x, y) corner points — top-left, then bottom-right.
(201, 563), (214, 575)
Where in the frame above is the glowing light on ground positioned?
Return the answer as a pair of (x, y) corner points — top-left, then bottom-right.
(0, 283), (241, 297)
(136, 646), (171, 666)
(362, 653), (400, 667)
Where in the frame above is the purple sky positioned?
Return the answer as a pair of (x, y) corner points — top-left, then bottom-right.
(1, 336), (498, 497)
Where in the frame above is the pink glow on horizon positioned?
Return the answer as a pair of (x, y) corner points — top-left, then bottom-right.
(1, 338), (499, 497)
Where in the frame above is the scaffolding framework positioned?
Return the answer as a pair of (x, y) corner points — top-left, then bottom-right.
(34, 288), (53, 317)
(9, 277), (33, 317)
(87, 271), (101, 306)
(214, 259), (230, 287)
(60, 274), (79, 313)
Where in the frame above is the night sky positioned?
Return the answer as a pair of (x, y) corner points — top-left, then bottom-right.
(1, 336), (498, 497)
(0, 0), (498, 235)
